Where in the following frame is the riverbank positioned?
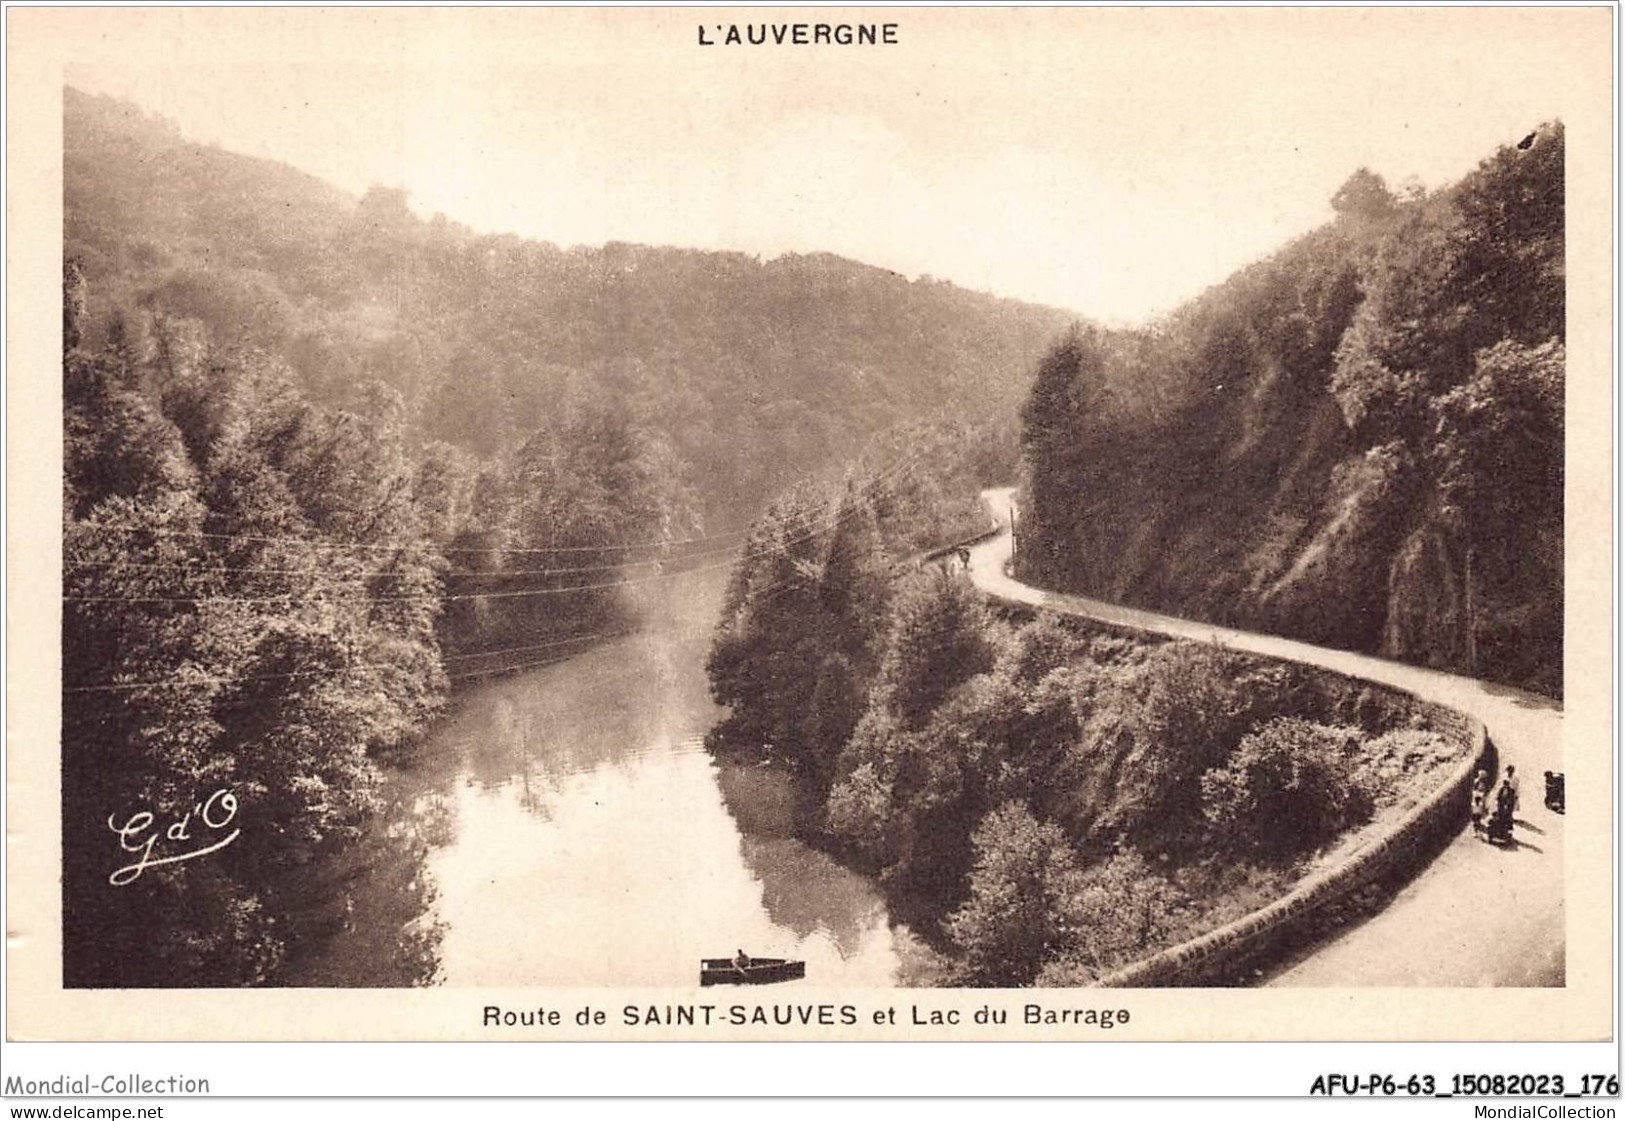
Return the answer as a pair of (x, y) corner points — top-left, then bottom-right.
(286, 571), (945, 988)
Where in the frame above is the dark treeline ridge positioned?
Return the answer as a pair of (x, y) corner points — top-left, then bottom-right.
(65, 88), (1072, 532)
(1022, 126), (1564, 696)
(61, 88), (1067, 986)
(707, 481), (1469, 985)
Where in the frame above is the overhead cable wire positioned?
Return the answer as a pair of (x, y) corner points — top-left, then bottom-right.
(62, 451), (913, 583)
(64, 454), (921, 607)
(64, 626), (647, 694)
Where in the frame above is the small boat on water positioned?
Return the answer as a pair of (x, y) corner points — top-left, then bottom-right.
(700, 955), (806, 986)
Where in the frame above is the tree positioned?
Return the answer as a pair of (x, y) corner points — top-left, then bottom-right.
(824, 760), (894, 863)
(1018, 325), (1115, 583)
(61, 285), (450, 986)
(1330, 168), (1397, 224)
(874, 570), (994, 730)
(1008, 123), (1563, 697)
(804, 652), (867, 785)
(1444, 124), (1564, 351)
(705, 487), (836, 763)
(1001, 613), (1077, 685)
(1038, 850), (1192, 985)
(64, 256), (88, 351)
(818, 482), (890, 664)
(945, 802), (1081, 985)
(1081, 643), (1246, 845)
(63, 317), (197, 518)
(1201, 717), (1372, 859)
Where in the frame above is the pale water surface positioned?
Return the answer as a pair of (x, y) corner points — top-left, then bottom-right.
(287, 575), (939, 987)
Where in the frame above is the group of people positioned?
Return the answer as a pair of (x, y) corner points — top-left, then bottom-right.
(1470, 764), (1565, 845)
(1471, 764), (1520, 845)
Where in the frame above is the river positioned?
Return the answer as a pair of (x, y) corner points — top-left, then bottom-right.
(284, 571), (942, 987)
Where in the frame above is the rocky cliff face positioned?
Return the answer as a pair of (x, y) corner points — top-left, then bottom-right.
(1020, 125), (1564, 697)
(1381, 526), (1468, 671)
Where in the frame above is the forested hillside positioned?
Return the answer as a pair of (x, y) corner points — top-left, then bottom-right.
(707, 487), (1469, 985)
(1019, 126), (1564, 696)
(65, 88), (1071, 524)
(61, 88), (1066, 985)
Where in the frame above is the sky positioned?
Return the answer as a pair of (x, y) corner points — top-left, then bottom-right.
(56, 7), (1606, 324)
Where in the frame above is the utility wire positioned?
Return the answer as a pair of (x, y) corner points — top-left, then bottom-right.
(64, 454), (921, 606)
(64, 626), (647, 694)
(62, 460), (899, 582)
(62, 510), (970, 698)
(64, 447), (941, 699)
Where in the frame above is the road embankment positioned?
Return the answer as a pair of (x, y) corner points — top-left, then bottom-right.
(964, 487), (1562, 988)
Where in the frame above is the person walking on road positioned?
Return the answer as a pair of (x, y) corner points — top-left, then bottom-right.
(1487, 779), (1516, 845)
(1470, 769), (1491, 837)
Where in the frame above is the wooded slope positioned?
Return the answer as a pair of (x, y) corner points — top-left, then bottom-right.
(1020, 127), (1563, 696)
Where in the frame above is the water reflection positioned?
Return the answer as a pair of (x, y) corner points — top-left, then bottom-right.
(276, 759), (450, 987)
(290, 574), (942, 987)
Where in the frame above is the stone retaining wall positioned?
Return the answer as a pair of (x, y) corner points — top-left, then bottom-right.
(906, 523), (1004, 571)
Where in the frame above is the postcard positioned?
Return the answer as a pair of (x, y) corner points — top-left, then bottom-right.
(5, 6), (1613, 1046)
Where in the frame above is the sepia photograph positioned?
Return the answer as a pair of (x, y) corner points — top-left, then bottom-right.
(4, 5), (1614, 1055)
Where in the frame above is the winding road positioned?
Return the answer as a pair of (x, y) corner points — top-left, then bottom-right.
(966, 488), (1564, 987)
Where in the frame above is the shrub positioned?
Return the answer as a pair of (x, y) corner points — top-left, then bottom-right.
(1001, 613), (1078, 684)
(1201, 717), (1373, 859)
(1069, 643), (1249, 846)
(945, 801), (1080, 986)
(1038, 850), (1194, 985)
(824, 762), (894, 864)
(878, 571), (994, 729)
